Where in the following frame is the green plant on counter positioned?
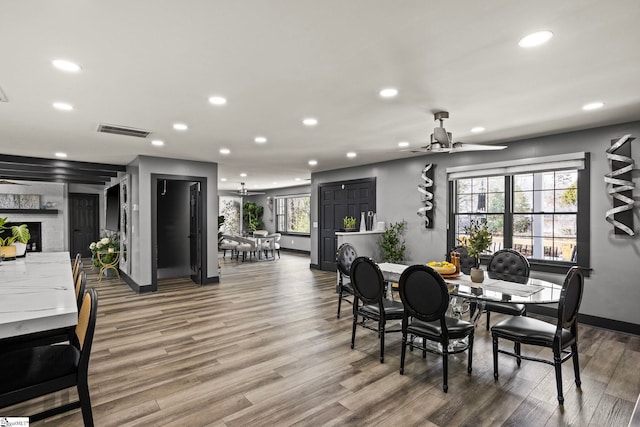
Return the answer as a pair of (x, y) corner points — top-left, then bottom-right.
(379, 220), (406, 263)
(11, 224), (30, 243)
(0, 217), (17, 247)
(343, 216), (357, 229)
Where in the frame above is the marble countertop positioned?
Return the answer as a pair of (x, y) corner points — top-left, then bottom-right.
(0, 252), (77, 340)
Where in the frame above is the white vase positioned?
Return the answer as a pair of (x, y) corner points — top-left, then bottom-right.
(13, 242), (27, 257)
(359, 212), (366, 232)
(470, 267), (484, 283)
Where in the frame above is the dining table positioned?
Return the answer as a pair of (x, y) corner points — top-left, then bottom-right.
(0, 252), (78, 345)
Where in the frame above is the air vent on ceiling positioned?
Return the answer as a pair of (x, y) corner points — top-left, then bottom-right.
(0, 86), (8, 102)
(97, 124), (151, 138)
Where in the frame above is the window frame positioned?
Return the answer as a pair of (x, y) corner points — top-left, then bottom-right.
(275, 193), (311, 236)
(447, 153), (590, 276)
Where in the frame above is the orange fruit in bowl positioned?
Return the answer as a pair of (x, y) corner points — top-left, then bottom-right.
(427, 261), (456, 275)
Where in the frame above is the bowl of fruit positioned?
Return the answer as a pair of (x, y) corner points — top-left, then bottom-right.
(427, 261), (457, 276)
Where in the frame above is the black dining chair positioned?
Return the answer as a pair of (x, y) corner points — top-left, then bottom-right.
(75, 270), (87, 309)
(350, 256), (404, 363)
(336, 243), (358, 319)
(0, 288), (99, 425)
(481, 248), (530, 330)
(492, 266), (584, 404)
(398, 264), (474, 392)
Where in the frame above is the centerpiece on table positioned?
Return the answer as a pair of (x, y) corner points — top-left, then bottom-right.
(459, 219), (492, 283)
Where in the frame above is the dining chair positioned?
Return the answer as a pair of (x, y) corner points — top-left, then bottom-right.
(220, 237), (239, 259)
(349, 256), (404, 363)
(0, 288), (99, 425)
(398, 264), (474, 392)
(491, 266), (584, 404)
(447, 245), (476, 274)
(75, 270), (87, 309)
(335, 243), (357, 318)
(72, 253), (82, 283)
(481, 249), (530, 330)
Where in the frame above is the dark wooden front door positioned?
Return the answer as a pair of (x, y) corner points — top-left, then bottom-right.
(69, 193), (99, 258)
(318, 178), (376, 271)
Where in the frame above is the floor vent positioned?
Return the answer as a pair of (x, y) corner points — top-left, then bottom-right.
(97, 124), (151, 138)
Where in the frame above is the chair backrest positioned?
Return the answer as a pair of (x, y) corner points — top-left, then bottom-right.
(336, 243), (358, 277)
(72, 256), (82, 283)
(557, 266), (584, 332)
(448, 246), (476, 274)
(73, 288), (98, 373)
(399, 265), (450, 323)
(487, 248), (530, 277)
(75, 270), (86, 309)
(349, 257), (385, 304)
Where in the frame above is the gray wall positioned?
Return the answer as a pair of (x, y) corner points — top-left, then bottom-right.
(245, 184), (311, 252)
(311, 121), (640, 326)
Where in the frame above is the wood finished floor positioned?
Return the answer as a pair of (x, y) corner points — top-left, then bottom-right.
(4, 252), (639, 426)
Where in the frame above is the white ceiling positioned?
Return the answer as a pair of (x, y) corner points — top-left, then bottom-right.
(1, 1), (639, 190)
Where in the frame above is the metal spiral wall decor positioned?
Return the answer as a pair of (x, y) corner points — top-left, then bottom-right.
(604, 134), (636, 236)
(417, 163), (434, 228)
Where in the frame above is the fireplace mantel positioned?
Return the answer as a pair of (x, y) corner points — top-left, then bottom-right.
(0, 209), (59, 215)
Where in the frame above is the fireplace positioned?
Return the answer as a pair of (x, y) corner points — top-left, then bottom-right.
(1, 221), (42, 253)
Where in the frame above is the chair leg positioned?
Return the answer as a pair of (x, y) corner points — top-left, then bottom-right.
(337, 293), (342, 319)
(554, 350), (564, 404)
(486, 311), (491, 331)
(442, 344), (449, 393)
(515, 342), (522, 367)
(77, 376), (95, 427)
(379, 320), (385, 363)
(351, 313), (357, 349)
(572, 343), (581, 388)
(492, 335), (499, 380)
(400, 333), (407, 374)
(467, 332), (474, 374)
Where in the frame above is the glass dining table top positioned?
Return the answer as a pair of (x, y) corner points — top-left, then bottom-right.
(377, 262), (564, 304)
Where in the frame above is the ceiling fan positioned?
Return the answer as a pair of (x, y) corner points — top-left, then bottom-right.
(407, 111), (507, 154)
(233, 182), (265, 196)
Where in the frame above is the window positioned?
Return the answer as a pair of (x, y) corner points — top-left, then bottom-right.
(448, 153), (589, 274)
(276, 194), (310, 235)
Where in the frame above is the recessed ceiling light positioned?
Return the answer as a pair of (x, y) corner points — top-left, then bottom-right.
(151, 139), (164, 146)
(219, 148), (230, 155)
(582, 101), (604, 111)
(240, 173), (247, 177)
(471, 127), (485, 133)
(220, 178), (227, 182)
(379, 88), (398, 98)
(346, 152), (357, 158)
(398, 141), (410, 148)
(208, 96), (227, 105)
(54, 152), (67, 158)
(518, 30), (553, 48)
(303, 118), (318, 126)
(308, 160), (318, 166)
(52, 59), (81, 72)
(254, 136), (267, 144)
(53, 102), (73, 111)
(173, 123), (188, 131)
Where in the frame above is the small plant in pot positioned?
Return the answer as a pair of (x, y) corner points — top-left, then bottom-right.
(459, 219), (492, 283)
(343, 216), (357, 231)
(0, 217), (17, 260)
(11, 224), (30, 257)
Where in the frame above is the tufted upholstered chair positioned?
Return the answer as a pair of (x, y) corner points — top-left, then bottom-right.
(336, 243), (357, 318)
(482, 249), (530, 330)
(447, 246), (477, 275)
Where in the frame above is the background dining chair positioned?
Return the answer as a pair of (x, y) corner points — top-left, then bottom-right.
(0, 288), (99, 425)
(220, 236), (239, 259)
(349, 256), (404, 362)
(446, 245), (476, 274)
(75, 270), (87, 309)
(481, 248), (530, 330)
(398, 264), (474, 392)
(335, 243), (357, 318)
(491, 266), (584, 404)
(72, 253), (82, 284)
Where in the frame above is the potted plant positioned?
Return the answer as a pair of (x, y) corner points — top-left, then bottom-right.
(460, 219), (492, 282)
(11, 223), (30, 257)
(378, 220), (407, 262)
(243, 201), (264, 233)
(343, 216), (357, 231)
(0, 217), (17, 260)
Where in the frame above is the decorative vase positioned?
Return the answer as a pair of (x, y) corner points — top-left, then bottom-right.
(1, 245), (17, 260)
(359, 212), (366, 232)
(13, 242), (27, 257)
(470, 267), (484, 283)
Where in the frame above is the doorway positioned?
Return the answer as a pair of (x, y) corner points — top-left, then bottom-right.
(69, 193), (99, 258)
(318, 177), (376, 271)
(151, 175), (206, 288)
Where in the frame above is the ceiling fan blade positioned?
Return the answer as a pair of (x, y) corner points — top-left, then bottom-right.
(450, 143), (507, 153)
